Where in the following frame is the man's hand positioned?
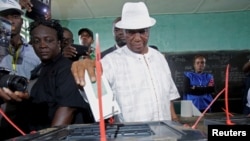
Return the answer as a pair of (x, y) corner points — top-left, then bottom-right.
(51, 107), (76, 126)
(62, 45), (77, 58)
(15, 90), (30, 99)
(71, 58), (96, 86)
(0, 87), (29, 102)
(44, 10), (52, 20)
(19, 0), (33, 12)
(19, 0), (51, 20)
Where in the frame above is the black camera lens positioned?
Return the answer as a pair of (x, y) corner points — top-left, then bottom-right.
(0, 74), (28, 92)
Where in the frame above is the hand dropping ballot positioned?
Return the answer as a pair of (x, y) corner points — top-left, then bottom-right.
(81, 33), (121, 122)
(82, 71), (121, 122)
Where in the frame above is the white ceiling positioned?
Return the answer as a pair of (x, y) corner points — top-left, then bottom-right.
(51, 0), (250, 20)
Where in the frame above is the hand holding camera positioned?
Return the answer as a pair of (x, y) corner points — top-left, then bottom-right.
(19, 0), (33, 12)
(0, 69), (28, 92)
(0, 68), (29, 102)
(0, 87), (29, 102)
(25, 0), (51, 20)
(62, 45), (77, 58)
(62, 44), (90, 61)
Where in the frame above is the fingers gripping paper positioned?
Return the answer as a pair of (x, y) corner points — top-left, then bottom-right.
(82, 71), (121, 122)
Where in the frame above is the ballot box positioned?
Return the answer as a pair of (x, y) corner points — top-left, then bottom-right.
(204, 116), (250, 126)
(7, 121), (207, 141)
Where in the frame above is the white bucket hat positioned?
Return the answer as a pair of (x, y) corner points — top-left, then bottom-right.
(116, 2), (156, 29)
(0, 0), (24, 15)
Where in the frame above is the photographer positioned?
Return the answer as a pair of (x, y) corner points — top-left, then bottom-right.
(62, 28), (95, 61)
(61, 27), (78, 59)
(0, 0), (40, 139)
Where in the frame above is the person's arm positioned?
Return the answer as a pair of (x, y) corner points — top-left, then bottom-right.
(192, 76), (215, 95)
(191, 86), (215, 94)
(51, 107), (76, 126)
(62, 45), (77, 58)
(171, 100), (190, 127)
(18, 0), (33, 12)
(183, 76), (192, 93)
(71, 58), (96, 86)
(184, 75), (215, 95)
(170, 101), (179, 122)
(19, 0), (51, 20)
(0, 87), (29, 102)
(243, 61), (250, 73)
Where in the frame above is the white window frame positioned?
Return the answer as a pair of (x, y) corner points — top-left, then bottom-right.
(21, 16), (31, 42)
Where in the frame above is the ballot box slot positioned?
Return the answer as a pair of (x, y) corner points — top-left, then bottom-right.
(66, 123), (154, 139)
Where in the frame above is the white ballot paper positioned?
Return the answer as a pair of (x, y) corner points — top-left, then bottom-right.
(181, 100), (201, 117)
(82, 71), (121, 122)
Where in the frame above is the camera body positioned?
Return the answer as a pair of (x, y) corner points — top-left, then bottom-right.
(0, 69), (28, 92)
(25, 0), (49, 20)
(70, 44), (90, 61)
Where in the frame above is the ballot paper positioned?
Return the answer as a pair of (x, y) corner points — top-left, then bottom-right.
(181, 100), (201, 117)
(82, 71), (121, 122)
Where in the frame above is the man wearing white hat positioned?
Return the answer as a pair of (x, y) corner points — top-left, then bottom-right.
(71, 2), (180, 122)
(0, 0), (40, 139)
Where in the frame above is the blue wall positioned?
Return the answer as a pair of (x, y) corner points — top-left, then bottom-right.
(60, 11), (250, 52)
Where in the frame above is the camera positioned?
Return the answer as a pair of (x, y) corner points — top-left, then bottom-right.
(25, 0), (50, 20)
(70, 44), (90, 61)
(0, 69), (28, 92)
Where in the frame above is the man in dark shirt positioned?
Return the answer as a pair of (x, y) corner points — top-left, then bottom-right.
(61, 28), (94, 61)
(21, 18), (94, 131)
(101, 17), (126, 58)
(61, 27), (74, 51)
